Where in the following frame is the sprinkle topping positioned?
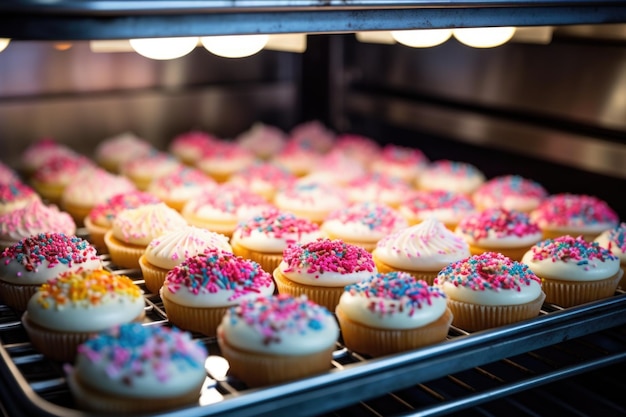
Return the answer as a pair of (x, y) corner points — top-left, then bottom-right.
(606, 222), (626, 253)
(526, 235), (617, 263)
(282, 238), (375, 275)
(435, 252), (541, 291)
(457, 208), (540, 240)
(87, 191), (161, 224)
(236, 208), (320, 240)
(402, 190), (475, 212)
(532, 194), (619, 226)
(325, 202), (406, 233)
(476, 175), (547, 199)
(0, 182), (36, 203)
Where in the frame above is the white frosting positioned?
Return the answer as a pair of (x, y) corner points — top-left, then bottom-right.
(160, 282), (275, 308)
(276, 260), (374, 287)
(231, 228), (323, 253)
(477, 194), (542, 213)
(373, 218), (470, 271)
(437, 280), (543, 306)
(595, 227), (626, 263)
(112, 203), (188, 246)
(0, 201), (76, 245)
(521, 250), (620, 282)
(399, 207), (475, 225)
(321, 219), (393, 243)
(144, 226), (232, 270)
(62, 169), (136, 207)
(273, 182), (347, 218)
(457, 230), (543, 248)
(337, 290), (448, 329)
(0, 256), (102, 285)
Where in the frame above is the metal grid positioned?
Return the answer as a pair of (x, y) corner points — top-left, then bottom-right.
(0, 254), (625, 417)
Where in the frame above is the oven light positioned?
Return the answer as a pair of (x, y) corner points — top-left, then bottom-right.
(129, 37), (199, 60)
(453, 27), (517, 48)
(200, 34), (269, 58)
(0, 38), (10, 53)
(390, 29), (452, 48)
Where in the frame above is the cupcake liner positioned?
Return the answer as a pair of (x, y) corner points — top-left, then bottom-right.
(183, 215), (236, 238)
(446, 292), (546, 332)
(139, 255), (169, 295)
(61, 200), (92, 227)
(273, 269), (346, 311)
(83, 216), (109, 251)
(468, 244), (532, 262)
(541, 270), (622, 308)
(161, 295), (227, 337)
(620, 264), (626, 289)
(68, 371), (201, 413)
(0, 281), (41, 312)
(541, 229), (600, 243)
(104, 230), (145, 269)
(231, 241), (282, 273)
(372, 254), (439, 285)
(335, 306), (453, 357)
(217, 327), (335, 387)
(30, 180), (64, 205)
(22, 310), (146, 363)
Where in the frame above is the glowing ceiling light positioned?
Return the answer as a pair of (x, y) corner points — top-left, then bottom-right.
(129, 37), (199, 60)
(0, 38), (10, 53)
(200, 34), (269, 58)
(390, 29), (453, 48)
(453, 27), (517, 48)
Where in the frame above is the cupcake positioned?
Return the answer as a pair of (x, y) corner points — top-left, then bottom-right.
(181, 184), (274, 238)
(288, 120), (335, 154)
(146, 166), (217, 212)
(530, 193), (620, 242)
(61, 168), (137, 226)
(195, 140), (256, 183)
(160, 249), (275, 336)
(333, 133), (381, 167)
(345, 173), (414, 208)
(521, 235), (622, 308)
(0, 200), (76, 250)
(20, 138), (77, 178)
(416, 160), (485, 195)
(0, 182), (41, 215)
(372, 218), (470, 285)
(370, 144), (429, 184)
(168, 130), (217, 166)
(30, 154), (96, 205)
(0, 161), (21, 185)
(104, 203), (188, 269)
(455, 208), (543, 261)
(84, 191), (162, 251)
(398, 190), (476, 230)
(273, 238), (376, 311)
(217, 294), (339, 387)
(271, 141), (322, 178)
(0, 233), (102, 311)
(119, 151), (182, 191)
(595, 222), (626, 288)
(434, 252), (545, 331)
(94, 132), (154, 173)
(273, 181), (348, 225)
(299, 150), (368, 187)
(65, 323), (207, 414)
(227, 162), (296, 202)
(230, 208), (323, 273)
(336, 271), (452, 357)
(139, 225), (232, 294)
(22, 269), (145, 362)
(473, 175), (548, 213)
(235, 122), (287, 160)
(321, 202), (408, 252)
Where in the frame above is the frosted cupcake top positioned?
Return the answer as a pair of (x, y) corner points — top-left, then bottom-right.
(322, 202), (408, 244)
(228, 162), (296, 198)
(87, 191), (161, 228)
(144, 226), (232, 270)
(333, 133), (381, 166)
(435, 252), (543, 306)
(1, 233), (102, 285)
(219, 294), (339, 355)
(112, 202), (188, 246)
(301, 150), (367, 186)
(456, 208), (542, 248)
(0, 201), (76, 246)
(21, 138), (77, 174)
(288, 120), (335, 153)
(0, 182), (40, 214)
(374, 218), (470, 271)
(399, 190), (476, 225)
(473, 175), (548, 212)
(32, 154), (96, 186)
(277, 238), (376, 287)
(370, 144), (429, 183)
(273, 181), (348, 222)
(147, 166), (217, 203)
(235, 122), (287, 159)
(161, 249), (275, 307)
(120, 151), (182, 181)
(62, 168), (136, 208)
(345, 173), (413, 207)
(0, 162), (19, 185)
(521, 235), (620, 282)
(417, 160), (486, 195)
(26, 269), (145, 332)
(68, 323), (207, 398)
(169, 130), (217, 163)
(94, 132), (154, 170)
(595, 222), (626, 264)
(232, 208), (322, 253)
(339, 271), (448, 329)
(196, 140), (256, 177)
(530, 194), (619, 235)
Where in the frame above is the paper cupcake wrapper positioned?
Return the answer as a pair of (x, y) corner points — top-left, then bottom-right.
(372, 254), (439, 285)
(541, 229), (601, 243)
(31, 180), (64, 205)
(217, 327), (335, 387)
(67, 371), (201, 413)
(139, 255), (170, 295)
(0, 281), (41, 312)
(83, 216), (108, 251)
(22, 311), (145, 363)
(335, 306), (453, 357)
(620, 264), (626, 289)
(61, 200), (92, 227)
(446, 292), (546, 332)
(104, 230), (145, 269)
(183, 215), (236, 238)
(161, 296), (227, 337)
(468, 244), (533, 262)
(231, 240), (282, 273)
(273, 269), (346, 312)
(541, 269), (622, 308)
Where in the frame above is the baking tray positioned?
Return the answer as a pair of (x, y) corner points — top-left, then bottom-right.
(0, 245), (625, 417)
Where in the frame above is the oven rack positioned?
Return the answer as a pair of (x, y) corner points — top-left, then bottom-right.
(0, 254), (625, 417)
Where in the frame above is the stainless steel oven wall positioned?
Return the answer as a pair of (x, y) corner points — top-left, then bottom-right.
(0, 41), (301, 164)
